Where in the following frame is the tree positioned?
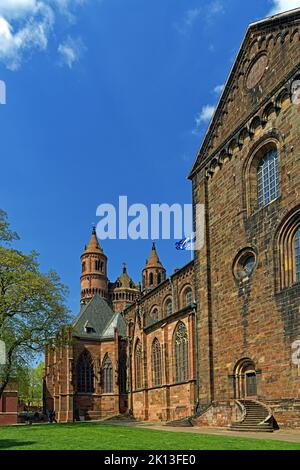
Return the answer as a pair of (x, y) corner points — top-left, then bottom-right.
(0, 210), (70, 399)
(18, 363), (44, 409)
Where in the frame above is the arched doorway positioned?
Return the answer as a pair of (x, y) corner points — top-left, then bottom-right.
(234, 358), (257, 399)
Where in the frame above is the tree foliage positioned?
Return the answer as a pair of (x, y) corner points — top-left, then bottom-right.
(18, 363), (44, 408)
(0, 210), (70, 398)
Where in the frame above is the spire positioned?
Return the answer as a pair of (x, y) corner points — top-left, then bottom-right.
(123, 262), (127, 274)
(142, 242), (166, 291)
(84, 226), (103, 254)
(145, 242), (163, 268)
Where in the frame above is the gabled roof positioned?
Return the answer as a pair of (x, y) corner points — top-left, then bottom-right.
(188, 7), (300, 179)
(102, 312), (126, 338)
(73, 294), (125, 340)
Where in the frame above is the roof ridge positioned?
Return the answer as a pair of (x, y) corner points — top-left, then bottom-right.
(249, 7), (300, 28)
(188, 8), (300, 179)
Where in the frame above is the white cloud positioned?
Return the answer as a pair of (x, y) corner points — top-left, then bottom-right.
(175, 2), (224, 35)
(269, 0), (300, 15)
(0, 0), (37, 19)
(207, 0), (224, 19)
(58, 35), (85, 68)
(213, 84), (225, 95)
(196, 105), (216, 124)
(0, 0), (89, 70)
(175, 8), (201, 35)
(0, 2), (54, 70)
(52, 0), (88, 22)
(192, 83), (224, 134)
(192, 105), (215, 135)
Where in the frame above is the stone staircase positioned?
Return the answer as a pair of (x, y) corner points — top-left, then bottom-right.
(103, 413), (137, 422)
(230, 400), (274, 432)
(165, 417), (193, 427)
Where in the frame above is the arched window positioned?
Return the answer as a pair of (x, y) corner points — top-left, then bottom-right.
(174, 322), (189, 383)
(135, 340), (143, 390)
(82, 261), (86, 273)
(157, 273), (161, 285)
(185, 288), (193, 307)
(151, 307), (159, 321)
(257, 148), (279, 208)
(165, 298), (173, 316)
(277, 210), (300, 289)
(149, 273), (154, 286)
(77, 350), (94, 393)
(295, 228), (300, 282)
(102, 355), (113, 393)
(152, 338), (162, 387)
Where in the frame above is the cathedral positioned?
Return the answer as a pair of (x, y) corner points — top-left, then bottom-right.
(45, 8), (300, 430)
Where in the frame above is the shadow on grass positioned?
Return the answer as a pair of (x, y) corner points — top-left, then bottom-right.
(0, 440), (36, 449)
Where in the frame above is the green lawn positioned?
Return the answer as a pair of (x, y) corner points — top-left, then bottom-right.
(0, 422), (299, 450)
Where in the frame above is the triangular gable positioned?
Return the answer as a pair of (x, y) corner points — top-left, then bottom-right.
(102, 313), (126, 339)
(73, 294), (114, 339)
(189, 8), (300, 179)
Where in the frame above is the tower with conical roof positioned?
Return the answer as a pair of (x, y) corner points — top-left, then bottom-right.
(142, 242), (166, 292)
(80, 227), (108, 304)
(109, 263), (140, 313)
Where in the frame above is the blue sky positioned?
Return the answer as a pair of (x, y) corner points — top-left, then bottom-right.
(0, 0), (298, 314)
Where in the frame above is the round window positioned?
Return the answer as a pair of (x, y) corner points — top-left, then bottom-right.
(233, 250), (257, 281)
(246, 54), (268, 90)
(241, 255), (255, 277)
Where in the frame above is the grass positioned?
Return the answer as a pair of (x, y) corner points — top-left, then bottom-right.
(0, 422), (299, 450)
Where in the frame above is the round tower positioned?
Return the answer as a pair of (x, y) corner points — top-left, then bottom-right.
(142, 242), (166, 292)
(80, 227), (108, 304)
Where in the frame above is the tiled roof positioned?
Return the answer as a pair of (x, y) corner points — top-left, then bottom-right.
(72, 294), (126, 340)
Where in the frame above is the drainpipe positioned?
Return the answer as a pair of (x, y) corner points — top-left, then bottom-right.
(127, 310), (137, 417)
(192, 301), (200, 414)
(128, 334), (134, 416)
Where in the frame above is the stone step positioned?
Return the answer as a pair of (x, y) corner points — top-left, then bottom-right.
(244, 417), (266, 421)
(165, 418), (193, 427)
(231, 424), (273, 429)
(245, 417), (266, 420)
(245, 414), (266, 417)
(231, 400), (274, 432)
(230, 426), (273, 433)
(244, 419), (266, 422)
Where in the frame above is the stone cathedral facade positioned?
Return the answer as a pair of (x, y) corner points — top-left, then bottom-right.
(45, 9), (300, 429)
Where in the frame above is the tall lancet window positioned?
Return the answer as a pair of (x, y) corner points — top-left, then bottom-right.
(77, 350), (94, 393)
(102, 355), (113, 393)
(174, 322), (189, 383)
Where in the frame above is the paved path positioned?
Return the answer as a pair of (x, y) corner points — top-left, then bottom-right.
(103, 419), (300, 444)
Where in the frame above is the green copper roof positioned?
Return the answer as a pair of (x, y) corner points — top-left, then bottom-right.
(72, 294), (126, 340)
